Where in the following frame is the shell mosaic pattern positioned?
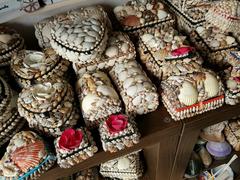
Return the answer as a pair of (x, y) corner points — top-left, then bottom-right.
(50, 6), (110, 64)
(0, 26), (24, 66)
(109, 60), (159, 115)
(18, 81), (78, 137)
(227, 51), (240, 67)
(224, 121), (240, 151)
(11, 48), (70, 88)
(34, 17), (54, 48)
(205, 0), (240, 33)
(190, 25), (239, 67)
(73, 32), (136, 78)
(76, 71), (122, 128)
(0, 131), (56, 179)
(138, 27), (203, 80)
(55, 128), (98, 168)
(161, 71), (225, 120)
(0, 76), (12, 117)
(114, 0), (174, 32)
(100, 151), (143, 179)
(99, 116), (140, 153)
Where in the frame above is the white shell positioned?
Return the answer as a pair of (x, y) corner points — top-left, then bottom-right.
(81, 94), (100, 113)
(210, 40), (220, 48)
(23, 51), (45, 69)
(142, 34), (154, 43)
(132, 96), (142, 106)
(93, 72), (111, 85)
(204, 72), (219, 98)
(121, 43), (129, 53)
(33, 83), (55, 101)
(123, 77), (135, 89)
(117, 157), (130, 170)
(226, 36), (236, 45)
(96, 85), (119, 99)
(196, 26), (205, 35)
(227, 79), (238, 90)
(105, 46), (119, 58)
(119, 71), (129, 81)
(178, 81), (198, 106)
(0, 34), (12, 44)
(157, 10), (167, 19)
(127, 85), (137, 97)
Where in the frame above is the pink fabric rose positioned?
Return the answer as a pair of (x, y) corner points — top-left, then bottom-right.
(171, 47), (194, 56)
(233, 77), (240, 83)
(106, 114), (128, 134)
(59, 128), (83, 151)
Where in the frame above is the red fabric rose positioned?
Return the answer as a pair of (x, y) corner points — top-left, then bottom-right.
(171, 47), (194, 57)
(106, 114), (128, 134)
(59, 128), (83, 151)
(233, 77), (240, 83)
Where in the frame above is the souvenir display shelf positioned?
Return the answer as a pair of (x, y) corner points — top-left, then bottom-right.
(2, 0), (240, 180)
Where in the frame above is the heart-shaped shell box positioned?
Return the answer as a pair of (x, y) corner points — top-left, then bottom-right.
(138, 26), (203, 80)
(73, 31), (136, 78)
(161, 70), (225, 121)
(17, 80), (79, 137)
(205, 0), (240, 33)
(99, 115), (140, 153)
(224, 120), (240, 151)
(50, 6), (110, 65)
(0, 26), (24, 66)
(114, 0), (174, 36)
(109, 60), (159, 115)
(0, 131), (56, 179)
(100, 151), (143, 179)
(0, 77), (25, 147)
(190, 24), (239, 68)
(164, 0), (211, 33)
(55, 128), (98, 168)
(11, 48), (70, 88)
(76, 71), (122, 128)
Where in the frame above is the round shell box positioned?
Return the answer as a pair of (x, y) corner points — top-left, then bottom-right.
(0, 131), (56, 179)
(50, 6), (110, 65)
(0, 26), (24, 66)
(11, 48), (70, 88)
(18, 80), (78, 137)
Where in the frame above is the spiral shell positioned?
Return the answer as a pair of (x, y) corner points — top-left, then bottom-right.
(178, 81), (198, 106)
(204, 72), (219, 98)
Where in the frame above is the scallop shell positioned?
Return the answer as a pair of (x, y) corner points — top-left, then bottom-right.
(204, 72), (219, 98)
(178, 81), (198, 106)
(96, 85), (119, 99)
(0, 34), (12, 44)
(81, 94), (100, 113)
(11, 140), (45, 173)
(117, 157), (131, 170)
(23, 52), (45, 69)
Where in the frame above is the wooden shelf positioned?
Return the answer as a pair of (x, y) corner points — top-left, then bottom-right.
(40, 106), (182, 180)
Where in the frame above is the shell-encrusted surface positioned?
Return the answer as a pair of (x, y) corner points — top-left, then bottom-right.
(178, 81), (198, 106)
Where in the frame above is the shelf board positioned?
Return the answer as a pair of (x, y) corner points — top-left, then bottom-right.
(40, 106), (181, 180)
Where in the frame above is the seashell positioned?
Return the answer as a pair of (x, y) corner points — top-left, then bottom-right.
(164, 34), (173, 43)
(117, 157), (131, 170)
(105, 46), (119, 58)
(142, 34), (154, 43)
(132, 96), (142, 106)
(123, 77), (135, 89)
(148, 39), (158, 48)
(23, 52), (45, 69)
(11, 140), (45, 173)
(113, 6), (124, 14)
(87, 30), (99, 37)
(93, 72), (111, 85)
(0, 34), (12, 44)
(226, 36), (236, 45)
(157, 10), (167, 20)
(204, 72), (219, 98)
(96, 85), (119, 99)
(119, 71), (129, 81)
(178, 81), (198, 106)
(33, 83), (55, 101)
(226, 79), (237, 90)
(122, 15), (140, 27)
(91, 25), (101, 32)
(126, 85), (137, 97)
(210, 40), (220, 48)
(135, 75), (147, 82)
(60, 33), (68, 41)
(196, 26), (205, 35)
(121, 43), (129, 53)
(82, 42), (94, 49)
(81, 94), (100, 113)
(84, 36), (96, 43)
